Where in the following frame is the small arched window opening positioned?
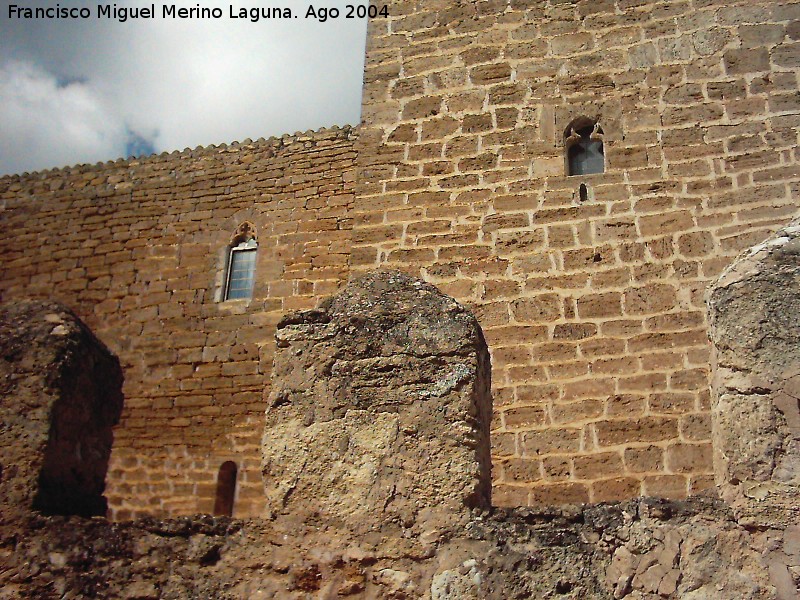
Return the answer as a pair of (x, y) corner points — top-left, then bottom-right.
(224, 222), (257, 301)
(213, 461), (238, 517)
(565, 118), (605, 176)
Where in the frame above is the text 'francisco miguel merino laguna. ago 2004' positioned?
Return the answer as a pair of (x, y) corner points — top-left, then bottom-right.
(7, 3), (390, 23)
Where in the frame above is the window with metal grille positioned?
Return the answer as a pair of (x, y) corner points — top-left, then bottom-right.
(225, 238), (257, 300)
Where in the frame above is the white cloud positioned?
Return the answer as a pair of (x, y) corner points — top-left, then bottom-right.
(0, 0), (368, 175)
(0, 60), (130, 174)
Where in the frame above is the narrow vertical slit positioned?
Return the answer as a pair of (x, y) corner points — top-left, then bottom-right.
(213, 461), (237, 517)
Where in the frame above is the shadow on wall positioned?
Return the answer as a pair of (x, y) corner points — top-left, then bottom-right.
(1, 226), (799, 598)
(0, 301), (124, 518)
(33, 346), (125, 517)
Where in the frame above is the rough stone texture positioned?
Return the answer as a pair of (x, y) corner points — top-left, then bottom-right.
(262, 270), (492, 531)
(0, 301), (123, 518)
(708, 218), (800, 531)
(0, 0), (799, 516)
(0, 498), (789, 599)
(1, 241), (799, 597)
(601, 498), (789, 600)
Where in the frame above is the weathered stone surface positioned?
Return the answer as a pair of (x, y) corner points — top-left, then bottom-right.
(708, 219), (800, 529)
(0, 301), (124, 518)
(0, 273), (797, 598)
(262, 270), (492, 532)
(603, 498), (781, 600)
(0, 498), (787, 599)
(707, 219), (800, 599)
(1, 0), (799, 516)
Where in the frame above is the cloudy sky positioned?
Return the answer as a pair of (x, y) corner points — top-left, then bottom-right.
(0, 0), (368, 175)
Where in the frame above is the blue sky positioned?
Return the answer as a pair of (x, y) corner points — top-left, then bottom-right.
(0, 1), (368, 175)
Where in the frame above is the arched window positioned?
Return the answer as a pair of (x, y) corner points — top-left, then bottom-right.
(565, 118), (605, 176)
(224, 222), (257, 301)
(213, 461), (238, 517)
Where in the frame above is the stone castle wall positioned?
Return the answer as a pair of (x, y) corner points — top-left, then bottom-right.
(0, 0), (799, 518)
(1, 251), (796, 600)
(0, 128), (358, 518)
(352, 0), (800, 505)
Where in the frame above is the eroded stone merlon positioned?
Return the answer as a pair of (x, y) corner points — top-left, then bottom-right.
(0, 301), (124, 518)
(262, 270), (492, 531)
(708, 218), (800, 528)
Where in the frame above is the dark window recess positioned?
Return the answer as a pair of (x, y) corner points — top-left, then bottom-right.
(579, 183), (589, 202)
(566, 121), (605, 176)
(225, 239), (257, 300)
(213, 461), (237, 517)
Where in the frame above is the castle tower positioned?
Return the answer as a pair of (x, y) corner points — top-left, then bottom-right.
(351, 0), (800, 505)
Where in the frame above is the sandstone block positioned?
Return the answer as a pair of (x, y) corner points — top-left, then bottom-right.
(551, 398), (604, 424)
(574, 452), (624, 479)
(503, 406), (546, 429)
(469, 63), (512, 85)
(511, 295), (561, 323)
(542, 455), (571, 480)
(551, 32), (593, 56)
(502, 458), (542, 482)
(530, 482), (589, 505)
(597, 417), (679, 447)
(462, 113), (493, 133)
(590, 477), (639, 502)
(666, 443), (713, 474)
(624, 446), (664, 473)
(725, 48), (770, 74)
(577, 293), (623, 319)
(403, 96), (444, 120)
(642, 475), (687, 499)
(624, 284), (678, 315)
(521, 428), (581, 456)
(771, 42), (800, 68)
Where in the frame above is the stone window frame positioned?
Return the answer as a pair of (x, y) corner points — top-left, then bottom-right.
(218, 222), (258, 302)
(564, 116), (605, 177)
